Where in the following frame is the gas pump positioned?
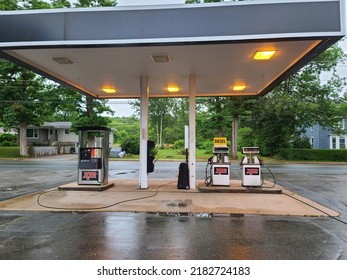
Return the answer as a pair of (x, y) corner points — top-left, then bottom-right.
(205, 137), (230, 186)
(240, 147), (262, 187)
(77, 127), (110, 186)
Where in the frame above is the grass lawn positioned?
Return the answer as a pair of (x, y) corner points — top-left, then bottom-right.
(156, 149), (209, 160)
(0, 146), (21, 158)
(121, 148), (213, 161)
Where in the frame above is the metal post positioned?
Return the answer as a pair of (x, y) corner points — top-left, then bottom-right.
(139, 77), (149, 189)
(189, 75), (196, 189)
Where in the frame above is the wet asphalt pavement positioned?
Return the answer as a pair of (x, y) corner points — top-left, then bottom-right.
(0, 156), (347, 260)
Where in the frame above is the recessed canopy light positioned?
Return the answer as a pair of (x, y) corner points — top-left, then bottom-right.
(253, 50), (277, 60)
(51, 57), (75, 64)
(102, 87), (117, 94)
(233, 85), (246, 91)
(151, 54), (171, 63)
(167, 85), (179, 93)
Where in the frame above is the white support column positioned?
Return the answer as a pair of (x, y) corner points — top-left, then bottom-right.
(189, 75), (196, 189)
(139, 77), (149, 189)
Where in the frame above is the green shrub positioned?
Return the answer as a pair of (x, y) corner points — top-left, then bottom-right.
(0, 134), (17, 147)
(197, 139), (214, 150)
(292, 136), (312, 149)
(276, 148), (347, 162)
(121, 136), (140, 155)
(173, 139), (185, 149)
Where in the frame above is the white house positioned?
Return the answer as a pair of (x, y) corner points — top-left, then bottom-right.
(26, 122), (114, 156)
(26, 122), (78, 154)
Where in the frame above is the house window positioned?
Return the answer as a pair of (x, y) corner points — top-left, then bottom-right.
(310, 137), (314, 148)
(310, 126), (314, 132)
(331, 137), (337, 149)
(339, 119), (345, 130)
(64, 129), (70, 135)
(27, 128), (39, 138)
(340, 137), (346, 149)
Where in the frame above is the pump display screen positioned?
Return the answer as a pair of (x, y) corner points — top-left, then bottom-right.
(242, 147), (259, 154)
(245, 167), (259, 175)
(214, 166), (229, 175)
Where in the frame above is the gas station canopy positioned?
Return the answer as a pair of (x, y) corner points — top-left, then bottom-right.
(0, 0), (345, 99)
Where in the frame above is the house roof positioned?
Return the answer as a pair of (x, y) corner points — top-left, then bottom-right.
(0, 1), (345, 99)
(27, 122), (72, 129)
(42, 122), (72, 129)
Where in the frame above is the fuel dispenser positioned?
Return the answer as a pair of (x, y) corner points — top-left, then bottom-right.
(205, 137), (230, 186)
(240, 147), (262, 187)
(77, 127), (110, 186)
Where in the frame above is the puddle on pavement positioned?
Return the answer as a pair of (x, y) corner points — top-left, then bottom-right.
(154, 212), (212, 217)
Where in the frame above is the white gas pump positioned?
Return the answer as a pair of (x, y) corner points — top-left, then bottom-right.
(77, 127), (110, 186)
(240, 147), (262, 187)
(205, 137), (230, 186)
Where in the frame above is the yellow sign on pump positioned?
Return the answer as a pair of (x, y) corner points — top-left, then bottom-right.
(214, 137), (227, 147)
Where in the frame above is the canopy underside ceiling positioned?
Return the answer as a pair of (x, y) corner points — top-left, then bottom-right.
(0, 1), (345, 99)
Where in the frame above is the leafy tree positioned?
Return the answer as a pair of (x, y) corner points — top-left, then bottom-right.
(21, 0), (51, 9)
(73, 0), (117, 7)
(130, 98), (177, 148)
(165, 98), (189, 145)
(244, 44), (347, 156)
(149, 98), (176, 148)
(71, 96), (113, 131)
(198, 97), (231, 137)
(47, 84), (114, 132)
(0, 61), (53, 156)
(51, 0), (71, 8)
(110, 116), (139, 144)
(338, 92), (347, 118)
(0, 0), (18, 10)
(45, 85), (81, 121)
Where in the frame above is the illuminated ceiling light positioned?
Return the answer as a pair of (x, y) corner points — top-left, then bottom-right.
(167, 85), (179, 93)
(51, 57), (75, 64)
(102, 87), (117, 94)
(233, 85), (246, 91)
(253, 50), (277, 60)
(151, 54), (171, 63)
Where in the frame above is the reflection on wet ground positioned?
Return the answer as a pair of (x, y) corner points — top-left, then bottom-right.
(0, 211), (346, 260)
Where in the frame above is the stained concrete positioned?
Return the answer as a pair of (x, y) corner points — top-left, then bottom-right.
(0, 179), (339, 217)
